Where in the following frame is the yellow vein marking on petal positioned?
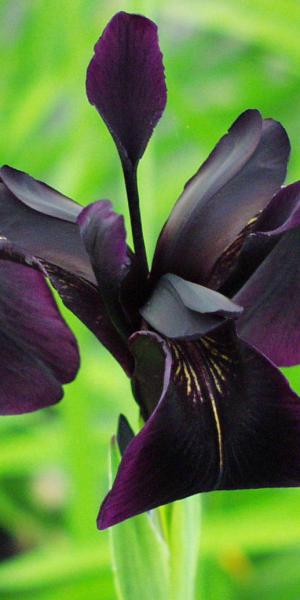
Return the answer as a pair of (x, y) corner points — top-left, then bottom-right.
(208, 390), (224, 477)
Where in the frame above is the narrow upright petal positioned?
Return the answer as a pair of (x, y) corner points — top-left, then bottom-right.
(98, 328), (300, 528)
(152, 111), (290, 285)
(0, 241), (79, 414)
(78, 201), (136, 338)
(86, 12), (167, 166)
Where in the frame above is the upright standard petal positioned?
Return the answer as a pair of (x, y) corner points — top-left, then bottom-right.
(78, 201), (136, 338)
(0, 242), (79, 414)
(98, 328), (300, 528)
(86, 11), (167, 166)
(152, 110), (290, 285)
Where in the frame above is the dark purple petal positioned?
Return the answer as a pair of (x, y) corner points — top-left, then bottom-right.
(235, 228), (300, 366)
(0, 241), (79, 414)
(86, 11), (167, 166)
(254, 180), (300, 236)
(0, 167), (94, 282)
(141, 273), (242, 340)
(151, 110), (290, 285)
(45, 264), (134, 376)
(117, 414), (135, 455)
(78, 201), (136, 338)
(219, 181), (300, 297)
(98, 328), (300, 528)
(78, 201), (131, 289)
(1, 165), (81, 221)
(0, 170), (132, 373)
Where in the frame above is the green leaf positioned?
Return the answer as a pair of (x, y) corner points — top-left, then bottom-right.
(108, 437), (169, 600)
(169, 495), (201, 600)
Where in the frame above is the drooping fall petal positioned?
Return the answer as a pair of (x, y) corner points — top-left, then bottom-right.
(0, 241), (79, 414)
(1, 165), (81, 221)
(0, 168), (133, 373)
(98, 328), (300, 528)
(0, 166), (93, 281)
(141, 273), (242, 339)
(152, 110), (290, 285)
(45, 264), (134, 375)
(86, 11), (167, 166)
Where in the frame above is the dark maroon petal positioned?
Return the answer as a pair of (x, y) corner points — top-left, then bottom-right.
(0, 167), (94, 282)
(235, 228), (300, 366)
(86, 11), (167, 166)
(98, 328), (300, 528)
(140, 273), (242, 340)
(0, 241), (79, 414)
(151, 110), (290, 285)
(78, 201), (136, 338)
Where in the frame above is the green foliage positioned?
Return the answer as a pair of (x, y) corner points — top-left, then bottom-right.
(1, 0), (300, 598)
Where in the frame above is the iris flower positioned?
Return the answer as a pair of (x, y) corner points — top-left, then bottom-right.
(1, 12), (300, 529)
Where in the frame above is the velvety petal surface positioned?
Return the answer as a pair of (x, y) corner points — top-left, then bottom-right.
(220, 181), (300, 297)
(78, 201), (136, 338)
(235, 228), (300, 366)
(141, 273), (242, 339)
(0, 167), (94, 282)
(98, 328), (300, 528)
(45, 264), (134, 376)
(254, 180), (300, 236)
(0, 241), (79, 414)
(151, 110), (290, 285)
(1, 165), (81, 221)
(86, 11), (167, 166)
(0, 169), (132, 373)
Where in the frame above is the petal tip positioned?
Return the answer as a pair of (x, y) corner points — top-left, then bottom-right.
(86, 11), (166, 164)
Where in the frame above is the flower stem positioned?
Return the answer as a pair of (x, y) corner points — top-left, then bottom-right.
(122, 162), (149, 285)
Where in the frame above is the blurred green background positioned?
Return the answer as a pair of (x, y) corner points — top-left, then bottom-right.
(1, 0), (300, 598)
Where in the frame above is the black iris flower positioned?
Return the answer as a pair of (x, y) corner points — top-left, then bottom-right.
(1, 12), (300, 528)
